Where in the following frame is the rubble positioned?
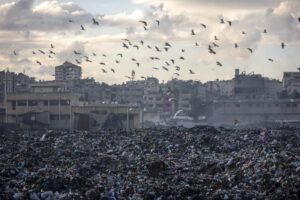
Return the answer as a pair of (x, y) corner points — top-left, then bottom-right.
(0, 126), (299, 199)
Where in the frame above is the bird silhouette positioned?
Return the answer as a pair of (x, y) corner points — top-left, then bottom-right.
(147, 45), (152, 49)
(102, 69), (107, 73)
(189, 69), (195, 74)
(93, 52), (97, 56)
(49, 50), (56, 55)
(220, 18), (225, 24)
(139, 20), (147, 26)
(92, 18), (99, 26)
(165, 42), (171, 47)
(216, 61), (222, 66)
(73, 50), (81, 55)
(13, 51), (17, 56)
(156, 20), (160, 26)
(140, 40), (144, 45)
(191, 29), (196, 35)
(32, 51), (36, 54)
(51, 44), (54, 48)
(242, 31), (246, 34)
(122, 43), (129, 49)
(38, 50), (45, 54)
(133, 45), (139, 50)
(214, 35), (219, 40)
(115, 60), (120, 64)
(136, 63), (140, 67)
(111, 68), (115, 73)
(162, 66), (169, 71)
(227, 20), (232, 26)
(209, 48), (216, 54)
(131, 58), (137, 61)
(212, 42), (219, 47)
(268, 58), (274, 62)
(68, 19), (74, 23)
(173, 73), (180, 77)
(263, 29), (267, 33)
(298, 17), (300, 22)
(247, 48), (253, 53)
(201, 24), (206, 28)
(164, 47), (169, 52)
(175, 66), (180, 71)
(75, 59), (81, 64)
(195, 42), (199, 46)
(152, 67), (159, 70)
(155, 46), (161, 52)
(179, 56), (185, 60)
(281, 42), (285, 49)
(165, 61), (170, 66)
(144, 26), (148, 31)
(170, 59), (175, 64)
(181, 49), (185, 53)
(102, 54), (107, 57)
(100, 62), (105, 65)
(48, 55), (52, 58)
(234, 43), (238, 48)
(81, 25), (85, 31)
(36, 61), (42, 65)
(117, 53), (123, 57)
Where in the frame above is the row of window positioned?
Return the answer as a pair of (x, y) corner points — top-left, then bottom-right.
(11, 100), (70, 109)
(232, 103), (298, 108)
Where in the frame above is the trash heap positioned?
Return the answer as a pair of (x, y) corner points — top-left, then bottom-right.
(0, 126), (299, 199)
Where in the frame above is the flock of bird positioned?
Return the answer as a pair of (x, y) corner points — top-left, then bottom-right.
(10, 15), (300, 80)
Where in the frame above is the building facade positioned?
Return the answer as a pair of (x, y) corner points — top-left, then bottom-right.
(55, 61), (82, 81)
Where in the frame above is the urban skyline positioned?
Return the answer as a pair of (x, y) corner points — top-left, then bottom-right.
(0, 0), (299, 84)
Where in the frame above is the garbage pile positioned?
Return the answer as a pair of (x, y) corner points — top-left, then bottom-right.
(0, 126), (299, 199)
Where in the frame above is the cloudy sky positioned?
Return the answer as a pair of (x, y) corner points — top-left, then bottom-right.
(0, 0), (299, 84)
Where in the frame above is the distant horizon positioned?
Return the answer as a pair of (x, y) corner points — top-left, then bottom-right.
(0, 0), (299, 84)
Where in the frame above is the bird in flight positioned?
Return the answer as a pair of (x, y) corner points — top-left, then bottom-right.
(212, 42), (219, 47)
(189, 69), (195, 74)
(173, 73), (180, 77)
(227, 20), (232, 26)
(155, 46), (161, 52)
(68, 19), (74, 23)
(139, 20), (147, 26)
(165, 42), (171, 47)
(100, 62), (105, 65)
(140, 40), (144, 45)
(81, 25), (85, 31)
(75, 59), (81, 64)
(242, 31), (246, 34)
(179, 56), (185, 60)
(51, 44), (54, 48)
(93, 18), (99, 26)
(32, 51), (36, 54)
(281, 42), (285, 49)
(175, 66), (180, 71)
(133, 45), (139, 50)
(36, 61), (42, 65)
(216, 61), (222, 66)
(195, 42), (199, 46)
(162, 66), (169, 71)
(220, 18), (225, 24)
(74, 50), (81, 55)
(263, 29), (267, 33)
(170, 59), (175, 64)
(13, 51), (17, 56)
(268, 58), (274, 62)
(111, 68), (115, 73)
(191, 29), (196, 35)
(201, 24), (206, 28)
(117, 53), (123, 57)
(136, 63), (140, 67)
(234, 43), (238, 48)
(49, 50), (56, 55)
(152, 67), (159, 70)
(156, 20), (160, 26)
(122, 43), (129, 49)
(38, 50), (45, 54)
(102, 69), (107, 73)
(131, 58), (137, 61)
(214, 36), (219, 40)
(247, 48), (253, 53)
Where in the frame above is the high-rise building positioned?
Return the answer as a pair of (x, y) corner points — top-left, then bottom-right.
(55, 61), (82, 81)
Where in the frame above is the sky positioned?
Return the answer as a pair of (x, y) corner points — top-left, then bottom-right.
(0, 0), (299, 84)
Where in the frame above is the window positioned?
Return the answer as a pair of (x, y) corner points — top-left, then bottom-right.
(50, 100), (59, 106)
(155, 97), (162, 101)
(286, 103), (291, 108)
(28, 100), (38, 106)
(293, 104), (298, 108)
(61, 115), (70, 120)
(156, 104), (162, 108)
(60, 100), (70, 105)
(44, 101), (48, 106)
(50, 115), (59, 120)
(12, 101), (16, 110)
(17, 100), (27, 106)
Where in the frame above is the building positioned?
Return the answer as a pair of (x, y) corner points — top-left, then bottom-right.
(283, 68), (300, 94)
(211, 99), (300, 126)
(55, 61), (82, 81)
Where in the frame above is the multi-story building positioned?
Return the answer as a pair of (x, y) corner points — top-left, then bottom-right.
(55, 61), (82, 81)
(283, 68), (300, 94)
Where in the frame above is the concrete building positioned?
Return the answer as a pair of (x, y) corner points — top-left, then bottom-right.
(283, 68), (300, 94)
(55, 61), (82, 81)
(211, 99), (300, 126)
